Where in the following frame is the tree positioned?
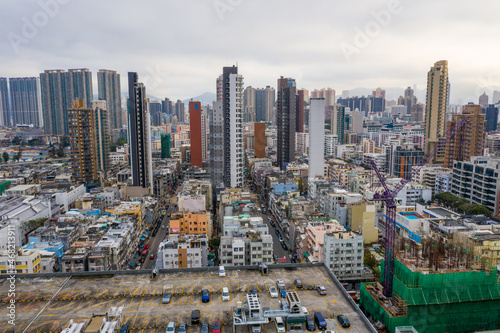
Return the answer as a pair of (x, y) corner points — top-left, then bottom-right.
(2, 151), (9, 163)
(209, 237), (220, 249)
(470, 205), (493, 217)
(60, 136), (71, 148)
(55, 148), (65, 158)
(22, 218), (47, 233)
(11, 136), (23, 145)
(15, 148), (22, 162)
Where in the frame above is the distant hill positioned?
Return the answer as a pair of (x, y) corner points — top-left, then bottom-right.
(182, 92), (216, 106)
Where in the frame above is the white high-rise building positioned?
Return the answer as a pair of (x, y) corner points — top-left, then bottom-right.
(309, 98), (326, 179)
(324, 134), (338, 157)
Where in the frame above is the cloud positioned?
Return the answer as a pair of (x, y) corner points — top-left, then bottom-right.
(0, 0), (499, 103)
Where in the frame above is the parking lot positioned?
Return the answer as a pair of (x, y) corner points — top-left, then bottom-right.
(0, 266), (370, 332)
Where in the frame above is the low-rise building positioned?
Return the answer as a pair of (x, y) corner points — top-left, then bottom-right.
(156, 234), (208, 269)
(323, 230), (364, 279)
(0, 248), (41, 274)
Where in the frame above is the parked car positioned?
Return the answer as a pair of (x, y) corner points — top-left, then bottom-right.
(337, 314), (350, 328)
(200, 322), (209, 333)
(212, 319), (221, 333)
(166, 321), (175, 332)
(269, 286), (278, 298)
(191, 309), (200, 325)
(219, 265), (226, 277)
(316, 285), (327, 295)
(281, 241), (288, 251)
(279, 286), (287, 298)
(276, 280), (285, 289)
(275, 230), (281, 237)
(149, 254), (155, 260)
(273, 317), (286, 333)
(162, 291), (172, 304)
(294, 279), (303, 288)
(251, 324), (262, 333)
(119, 324), (130, 333)
(222, 287), (230, 301)
(201, 289), (210, 302)
(314, 312), (327, 330)
(177, 323), (187, 333)
(305, 315), (315, 331)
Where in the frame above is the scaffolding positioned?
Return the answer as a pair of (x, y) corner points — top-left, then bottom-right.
(360, 256), (500, 332)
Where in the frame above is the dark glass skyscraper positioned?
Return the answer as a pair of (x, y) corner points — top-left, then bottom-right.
(276, 76), (296, 170)
(485, 104), (499, 132)
(128, 72), (152, 189)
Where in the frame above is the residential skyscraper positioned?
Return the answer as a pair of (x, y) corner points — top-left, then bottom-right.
(424, 60), (449, 163)
(162, 98), (173, 115)
(97, 69), (122, 131)
(276, 76), (296, 170)
(189, 101), (203, 168)
(128, 72), (152, 190)
(222, 66), (244, 188)
(311, 88), (335, 106)
(0, 78), (11, 127)
(332, 106), (346, 144)
(210, 101), (224, 188)
(309, 98), (326, 179)
(68, 99), (98, 185)
(40, 70), (68, 135)
(9, 77), (42, 127)
(485, 104), (499, 132)
(40, 68), (93, 135)
(444, 105), (486, 168)
(296, 89), (305, 132)
(67, 68), (93, 107)
(92, 100), (111, 174)
(210, 66), (244, 189)
(479, 92), (489, 108)
(175, 100), (185, 123)
(255, 86), (275, 123)
(398, 86), (418, 115)
(411, 103), (424, 122)
(493, 90), (500, 105)
(243, 86), (256, 123)
(254, 122), (266, 158)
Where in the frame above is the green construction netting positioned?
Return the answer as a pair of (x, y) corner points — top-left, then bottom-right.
(360, 259), (500, 333)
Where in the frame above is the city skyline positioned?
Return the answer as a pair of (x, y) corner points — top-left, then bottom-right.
(1, 1), (499, 103)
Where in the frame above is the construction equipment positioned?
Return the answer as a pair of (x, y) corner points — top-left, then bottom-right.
(370, 118), (468, 297)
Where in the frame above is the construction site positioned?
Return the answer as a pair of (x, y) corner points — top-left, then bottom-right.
(360, 236), (500, 332)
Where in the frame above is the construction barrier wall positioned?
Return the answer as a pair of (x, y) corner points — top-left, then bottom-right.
(360, 259), (500, 332)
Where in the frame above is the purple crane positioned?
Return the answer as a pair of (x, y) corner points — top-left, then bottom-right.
(370, 118), (469, 297)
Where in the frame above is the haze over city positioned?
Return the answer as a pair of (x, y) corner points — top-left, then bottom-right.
(1, 0), (500, 102)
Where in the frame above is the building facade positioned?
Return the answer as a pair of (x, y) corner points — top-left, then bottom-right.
(68, 100), (98, 185)
(9, 77), (43, 127)
(128, 72), (152, 190)
(276, 77), (296, 170)
(97, 69), (122, 132)
(424, 60), (449, 163)
(309, 98), (326, 179)
(444, 105), (486, 168)
(189, 101), (203, 168)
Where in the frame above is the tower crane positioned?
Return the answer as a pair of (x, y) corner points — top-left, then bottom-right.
(370, 118), (469, 297)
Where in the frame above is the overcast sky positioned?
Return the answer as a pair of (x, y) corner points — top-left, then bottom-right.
(1, 0), (499, 104)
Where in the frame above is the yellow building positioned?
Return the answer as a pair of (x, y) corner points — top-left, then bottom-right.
(105, 201), (143, 229)
(0, 248), (41, 274)
(169, 212), (212, 238)
(348, 202), (379, 244)
(455, 231), (500, 267)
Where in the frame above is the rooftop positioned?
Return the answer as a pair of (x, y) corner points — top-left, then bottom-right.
(0, 264), (375, 333)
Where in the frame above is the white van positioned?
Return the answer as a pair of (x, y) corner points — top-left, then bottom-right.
(219, 265), (226, 277)
(274, 317), (286, 333)
(222, 287), (230, 301)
